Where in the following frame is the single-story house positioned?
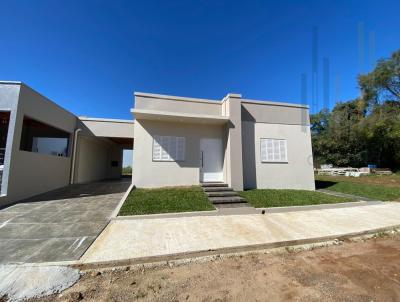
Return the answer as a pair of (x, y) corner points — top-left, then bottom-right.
(132, 92), (315, 191)
(0, 81), (314, 207)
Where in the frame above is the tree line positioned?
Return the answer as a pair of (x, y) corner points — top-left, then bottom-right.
(311, 49), (400, 170)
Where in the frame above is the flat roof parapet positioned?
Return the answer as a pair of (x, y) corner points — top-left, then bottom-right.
(79, 117), (134, 124)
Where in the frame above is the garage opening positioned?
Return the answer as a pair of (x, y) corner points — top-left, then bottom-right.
(108, 138), (133, 179)
(122, 149), (133, 177)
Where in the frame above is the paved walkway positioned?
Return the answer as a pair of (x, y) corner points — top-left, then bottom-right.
(82, 202), (400, 264)
(0, 180), (130, 264)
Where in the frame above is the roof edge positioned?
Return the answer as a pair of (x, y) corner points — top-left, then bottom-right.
(0, 81), (23, 85)
(79, 117), (134, 124)
(134, 91), (223, 104)
(242, 99), (309, 109)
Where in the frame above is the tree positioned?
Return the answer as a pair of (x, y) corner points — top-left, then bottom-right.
(312, 100), (367, 168)
(361, 101), (400, 169)
(359, 50), (400, 106)
(311, 49), (400, 170)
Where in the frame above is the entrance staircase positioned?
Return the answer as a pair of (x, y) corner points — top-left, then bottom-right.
(201, 182), (250, 208)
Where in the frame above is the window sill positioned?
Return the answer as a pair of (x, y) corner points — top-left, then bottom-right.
(261, 161), (289, 164)
(152, 159), (185, 162)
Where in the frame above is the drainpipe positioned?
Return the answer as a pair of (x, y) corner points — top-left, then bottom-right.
(70, 128), (82, 184)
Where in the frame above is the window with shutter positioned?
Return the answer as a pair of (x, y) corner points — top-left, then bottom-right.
(260, 138), (288, 163)
(152, 135), (185, 161)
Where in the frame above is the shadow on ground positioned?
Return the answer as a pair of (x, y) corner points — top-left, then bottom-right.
(315, 180), (338, 190)
(1, 179), (130, 208)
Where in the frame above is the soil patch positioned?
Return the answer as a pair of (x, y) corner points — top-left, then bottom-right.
(28, 235), (400, 302)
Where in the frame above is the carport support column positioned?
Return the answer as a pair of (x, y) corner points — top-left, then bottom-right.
(224, 94), (244, 191)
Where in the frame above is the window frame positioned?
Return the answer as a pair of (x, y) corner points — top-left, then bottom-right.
(152, 135), (185, 162)
(260, 138), (288, 163)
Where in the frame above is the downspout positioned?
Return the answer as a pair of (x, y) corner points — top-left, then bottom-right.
(70, 128), (82, 184)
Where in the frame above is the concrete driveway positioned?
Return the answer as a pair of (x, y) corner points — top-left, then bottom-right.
(0, 180), (130, 264)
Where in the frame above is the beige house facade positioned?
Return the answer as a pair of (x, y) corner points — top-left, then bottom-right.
(0, 81), (314, 207)
(132, 92), (315, 191)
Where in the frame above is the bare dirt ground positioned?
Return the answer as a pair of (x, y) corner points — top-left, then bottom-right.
(27, 235), (400, 302)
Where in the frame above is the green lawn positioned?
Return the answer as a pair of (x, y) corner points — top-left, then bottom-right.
(239, 189), (352, 208)
(118, 186), (215, 216)
(315, 176), (400, 201)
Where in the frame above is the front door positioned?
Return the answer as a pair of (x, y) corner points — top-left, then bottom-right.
(200, 138), (223, 182)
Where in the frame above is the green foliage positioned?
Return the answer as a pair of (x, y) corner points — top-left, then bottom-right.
(122, 166), (132, 175)
(239, 189), (352, 208)
(359, 50), (400, 105)
(312, 49), (400, 170)
(119, 186), (214, 215)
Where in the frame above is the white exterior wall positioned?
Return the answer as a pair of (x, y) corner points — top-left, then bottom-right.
(74, 136), (123, 184)
(74, 136), (109, 184)
(1, 84), (77, 206)
(135, 93), (222, 116)
(242, 122), (315, 190)
(0, 83), (20, 201)
(8, 151), (71, 198)
(133, 119), (225, 188)
(79, 119), (134, 138)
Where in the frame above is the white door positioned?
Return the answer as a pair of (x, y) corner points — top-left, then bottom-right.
(200, 138), (223, 182)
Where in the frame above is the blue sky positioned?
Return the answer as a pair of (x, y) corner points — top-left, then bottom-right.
(1, 0), (400, 121)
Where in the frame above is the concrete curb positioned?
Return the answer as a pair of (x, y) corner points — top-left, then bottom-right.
(113, 200), (383, 220)
(110, 183), (135, 218)
(70, 223), (400, 271)
(114, 209), (219, 220)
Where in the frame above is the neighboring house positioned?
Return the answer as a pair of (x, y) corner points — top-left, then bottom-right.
(0, 82), (134, 207)
(132, 92), (315, 191)
(0, 81), (314, 207)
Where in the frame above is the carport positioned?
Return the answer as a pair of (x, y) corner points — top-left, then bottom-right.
(72, 117), (134, 184)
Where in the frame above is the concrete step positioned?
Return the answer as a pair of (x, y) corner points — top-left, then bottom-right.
(209, 196), (246, 204)
(203, 187), (233, 192)
(206, 191), (238, 197)
(201, 183), (228, 188)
